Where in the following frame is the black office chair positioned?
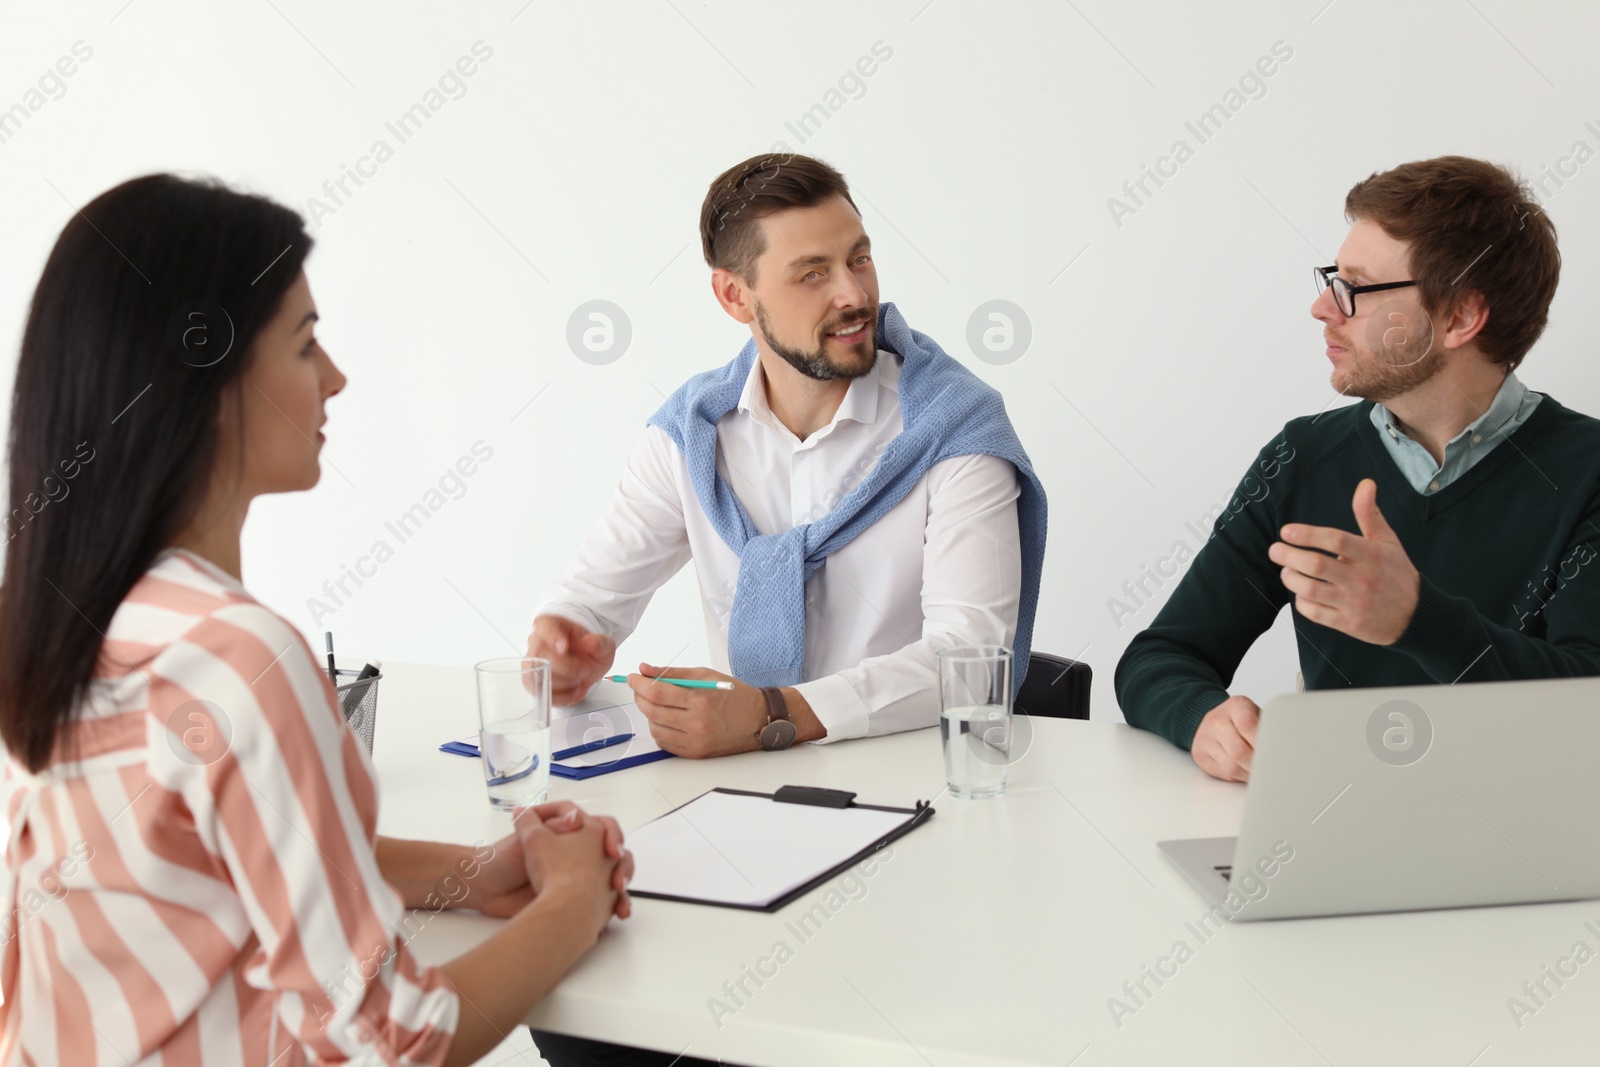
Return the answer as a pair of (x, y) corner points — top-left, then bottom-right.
(1015, 652), (1092, 720)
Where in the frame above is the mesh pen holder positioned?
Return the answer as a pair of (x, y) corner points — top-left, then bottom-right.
(335, 669), (382, 756)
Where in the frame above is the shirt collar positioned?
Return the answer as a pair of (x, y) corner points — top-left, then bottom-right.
(1459, 370), (1528, 445)
(737, 350), (887, 436)
(1371, 371), (1528, 448)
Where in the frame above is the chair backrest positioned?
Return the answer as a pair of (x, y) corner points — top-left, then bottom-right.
(1015, 652), (1091, 721)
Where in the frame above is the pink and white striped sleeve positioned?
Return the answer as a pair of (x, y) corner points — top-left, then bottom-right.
(145, 601), (459, 1064)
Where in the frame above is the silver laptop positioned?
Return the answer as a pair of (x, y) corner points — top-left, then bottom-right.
(1158, 676), (1600, 920)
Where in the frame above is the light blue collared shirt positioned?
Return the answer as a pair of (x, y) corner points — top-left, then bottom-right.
(1369, 372), (1543, 495)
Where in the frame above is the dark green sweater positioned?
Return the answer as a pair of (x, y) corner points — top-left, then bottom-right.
(1115, 394), (1600, 750)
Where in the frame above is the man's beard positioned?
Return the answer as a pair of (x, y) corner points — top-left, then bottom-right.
(1329, 324), (1443, 403)
(754, 300), (878, 382)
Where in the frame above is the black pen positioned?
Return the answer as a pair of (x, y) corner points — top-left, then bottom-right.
(324, 632), (338, 689)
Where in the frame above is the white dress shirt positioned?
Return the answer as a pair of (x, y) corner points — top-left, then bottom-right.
(535, 350), (1022, 742)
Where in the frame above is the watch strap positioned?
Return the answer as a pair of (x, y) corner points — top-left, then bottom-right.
(760, 686), (791, 726)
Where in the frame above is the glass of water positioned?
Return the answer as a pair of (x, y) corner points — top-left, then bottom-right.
(937, 646), (1013, 799)
(474, 657), (552, 810)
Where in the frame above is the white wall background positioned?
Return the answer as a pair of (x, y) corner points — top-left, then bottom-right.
(3, 0), (1598, 720)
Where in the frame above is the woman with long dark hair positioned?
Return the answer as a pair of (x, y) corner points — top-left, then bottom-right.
(0, 174), (632, 1065)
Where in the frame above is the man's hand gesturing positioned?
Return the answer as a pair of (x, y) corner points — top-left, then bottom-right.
(528, 614), (616, 706)
(1268, 478), (1421, 646)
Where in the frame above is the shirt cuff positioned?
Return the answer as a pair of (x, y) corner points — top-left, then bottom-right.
(792, 673), (872, 744)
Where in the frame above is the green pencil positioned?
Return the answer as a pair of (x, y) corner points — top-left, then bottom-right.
(606, 674), (734, 691)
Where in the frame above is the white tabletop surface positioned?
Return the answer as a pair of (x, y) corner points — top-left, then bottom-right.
(373, 663), (1599, 1066)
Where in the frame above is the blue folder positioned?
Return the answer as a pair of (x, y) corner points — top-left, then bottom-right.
(438, 733), (675, 779)
(551, 748), (674, 780)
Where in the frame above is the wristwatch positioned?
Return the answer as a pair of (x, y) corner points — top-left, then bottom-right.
(758, 687), (797, 751)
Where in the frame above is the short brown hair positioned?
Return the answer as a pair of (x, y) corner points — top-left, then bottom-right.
(1344, 156), (1559, 370)
(700, 153), (858, 284)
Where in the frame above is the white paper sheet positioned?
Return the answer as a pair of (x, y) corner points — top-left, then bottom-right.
(450, 697), (662, 768)
(626, 789), (916, 908)
(551, 698), (661, 767)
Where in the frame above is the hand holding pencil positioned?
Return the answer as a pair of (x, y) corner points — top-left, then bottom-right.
(622, 662), (762, 759)
(605, 674), (734, 691)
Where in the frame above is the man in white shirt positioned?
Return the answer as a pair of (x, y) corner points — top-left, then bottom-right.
(527, 153), (1045, 759)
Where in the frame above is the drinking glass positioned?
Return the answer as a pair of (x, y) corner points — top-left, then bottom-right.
(937, 646), (1013, 799)
(474, 657), (551, 810)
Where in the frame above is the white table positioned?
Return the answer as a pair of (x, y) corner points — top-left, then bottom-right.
(374, 664), (1599, 1066)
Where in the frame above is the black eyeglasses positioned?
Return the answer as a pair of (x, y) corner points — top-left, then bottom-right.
(1313, 265), (1416, 317)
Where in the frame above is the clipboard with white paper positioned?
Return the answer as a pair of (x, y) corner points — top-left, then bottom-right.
(624, 786), (935, 911)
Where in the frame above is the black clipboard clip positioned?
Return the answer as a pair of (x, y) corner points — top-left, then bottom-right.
(771, 786), (938, 824)
(773, 785), (857, 808)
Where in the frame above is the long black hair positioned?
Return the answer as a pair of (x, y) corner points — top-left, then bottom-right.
(0, 174), (312, 771)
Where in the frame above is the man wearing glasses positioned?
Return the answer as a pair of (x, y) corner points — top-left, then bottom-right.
(1116, 155), (1600, 782)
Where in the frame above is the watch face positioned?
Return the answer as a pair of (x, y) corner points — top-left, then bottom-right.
(760, 719), (798, 751)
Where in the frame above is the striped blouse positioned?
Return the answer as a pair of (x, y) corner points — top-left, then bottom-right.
(0, 549), (458, 1064)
